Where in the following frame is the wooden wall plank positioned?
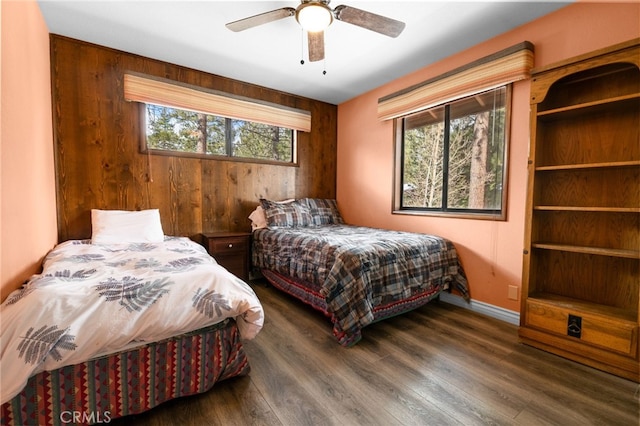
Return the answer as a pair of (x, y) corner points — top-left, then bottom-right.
(50, 35), (338, 241)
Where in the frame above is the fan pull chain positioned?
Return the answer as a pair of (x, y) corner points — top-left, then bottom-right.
(300, 28), (305, 65)
(322, 31), (328, 74)
(298, 27), (327, 75)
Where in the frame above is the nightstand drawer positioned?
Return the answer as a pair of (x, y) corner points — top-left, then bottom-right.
(209, 237), (248, 255)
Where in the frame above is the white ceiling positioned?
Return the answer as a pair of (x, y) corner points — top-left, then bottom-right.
(37, 0), (572, 105)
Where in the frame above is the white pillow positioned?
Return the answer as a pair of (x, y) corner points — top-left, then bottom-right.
(91, 209), (165, 244)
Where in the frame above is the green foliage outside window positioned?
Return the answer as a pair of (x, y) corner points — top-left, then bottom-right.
(145, 104), (295, 163)
(397, 86), (509, 218)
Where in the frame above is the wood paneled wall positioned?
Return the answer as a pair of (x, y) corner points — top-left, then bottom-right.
(50, 35), (338, 242)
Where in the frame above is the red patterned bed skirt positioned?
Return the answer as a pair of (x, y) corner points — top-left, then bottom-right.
(261, 269), (443, 346)
(1, 319), (249, 426)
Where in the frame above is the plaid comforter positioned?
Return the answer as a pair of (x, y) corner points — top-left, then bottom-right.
(252, 225), (469, 345)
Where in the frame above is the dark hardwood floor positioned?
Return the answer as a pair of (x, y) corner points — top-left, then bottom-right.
(112, 281), (639, 425)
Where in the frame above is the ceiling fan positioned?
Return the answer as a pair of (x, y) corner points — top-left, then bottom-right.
(225, 1), (405, 63)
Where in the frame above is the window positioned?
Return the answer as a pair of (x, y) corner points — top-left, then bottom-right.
(124, 73), (308, 165)
(394, 86), (510, 219)
(144, 104), (296, 164)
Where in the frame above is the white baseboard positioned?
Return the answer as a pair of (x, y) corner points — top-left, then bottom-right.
(439, 292), (520, 326)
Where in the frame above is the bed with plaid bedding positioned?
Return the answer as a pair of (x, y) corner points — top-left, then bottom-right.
(252, 224), (469, 346)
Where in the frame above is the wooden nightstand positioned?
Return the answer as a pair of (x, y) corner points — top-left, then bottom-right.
(201, 232), (251, 281)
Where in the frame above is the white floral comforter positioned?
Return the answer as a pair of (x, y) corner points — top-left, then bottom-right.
(0, 237), (264, 404)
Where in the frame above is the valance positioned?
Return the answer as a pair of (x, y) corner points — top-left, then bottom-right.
(378, 41), (534, 121)
(124, 73), (311, 132)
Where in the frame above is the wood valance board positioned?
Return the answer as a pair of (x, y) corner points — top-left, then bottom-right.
(124, 73), (312, 132)
(378, 41), (534, 120)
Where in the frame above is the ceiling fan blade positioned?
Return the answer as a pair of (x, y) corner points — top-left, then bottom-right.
(308, 31), (325, 62)
(226, 7), (295, 32)
(333, 5), (405, 38)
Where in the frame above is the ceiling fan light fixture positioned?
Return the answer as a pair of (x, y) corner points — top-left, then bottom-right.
(296, 3), (333, 32)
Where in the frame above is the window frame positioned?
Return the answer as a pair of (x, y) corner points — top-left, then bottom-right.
(138, 103), (299, 167)
(392, 85), (512, 220)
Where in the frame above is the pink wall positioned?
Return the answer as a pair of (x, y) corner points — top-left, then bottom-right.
(337, 2), (640, 312)
(1, 0), (57, 302)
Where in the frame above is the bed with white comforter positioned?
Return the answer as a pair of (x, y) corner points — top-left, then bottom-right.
(0, 236), (264, 406)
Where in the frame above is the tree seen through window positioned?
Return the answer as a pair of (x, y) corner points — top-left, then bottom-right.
(145, 104), (295, 163)
(397, 86), (509, 218)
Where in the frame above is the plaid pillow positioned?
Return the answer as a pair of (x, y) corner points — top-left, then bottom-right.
(260, 199), (313, 228)
(302, 198), (344, 225)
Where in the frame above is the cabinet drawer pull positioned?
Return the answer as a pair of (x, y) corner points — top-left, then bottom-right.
(228, 243), (233, 248)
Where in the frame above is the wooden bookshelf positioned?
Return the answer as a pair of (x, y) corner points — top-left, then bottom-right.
(519, 39), (640, 382)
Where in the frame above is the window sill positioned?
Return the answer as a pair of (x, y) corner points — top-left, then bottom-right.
(392, 209), (506, 221)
